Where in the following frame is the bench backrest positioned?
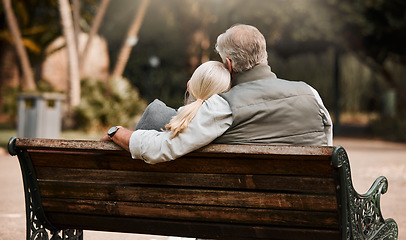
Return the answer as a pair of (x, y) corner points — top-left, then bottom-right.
(11, 138), (342, 239)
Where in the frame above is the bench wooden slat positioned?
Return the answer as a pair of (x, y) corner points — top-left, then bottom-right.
(35, 167), (337, 193)
(38, 182), (338, 211)
(15, 138), (335, 156)
(46, 212), (341, 240)
(42, 198), (340, 229)
(29, 151), (334, 175)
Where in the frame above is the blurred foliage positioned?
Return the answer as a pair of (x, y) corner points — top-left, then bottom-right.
(97, 0), (406, 109)
(2, 0), (405, 109)
(100, 0), (345, 107)
(329, 0), (406, 104)
(0, 0), (99, 68)
(75, 77), (147, 131)
(371, 115), (406, 142)
(0, 79), (56, 126)
(0, 129), (16, 149)
(0, 86), (19, 126)
(1, 0), (406, 140)
(0, 0), (60, 67)
(336, 0), (406, 64)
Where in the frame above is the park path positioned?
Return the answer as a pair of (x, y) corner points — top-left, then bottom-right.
(0, 137), (405, 239)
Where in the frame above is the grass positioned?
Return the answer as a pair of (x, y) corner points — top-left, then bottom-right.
(0, 129), (17, 150)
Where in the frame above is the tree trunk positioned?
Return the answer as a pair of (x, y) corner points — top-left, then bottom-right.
(58, 0), (81, 110)
(80, 0), (111, 72)
(2, 0), (36, 91)
(355, 52), (406, 106)
(111, 0), (150, 79)
(72, 0), (81, 64)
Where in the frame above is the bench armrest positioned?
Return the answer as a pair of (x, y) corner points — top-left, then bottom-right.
(332, 146), (398, 240)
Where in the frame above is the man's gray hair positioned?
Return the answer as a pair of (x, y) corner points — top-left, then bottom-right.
(215, 24), (268, 73)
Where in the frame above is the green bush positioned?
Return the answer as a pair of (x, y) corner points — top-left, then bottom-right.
(0, 87), (19, 127)
(75, 77), (147, 131)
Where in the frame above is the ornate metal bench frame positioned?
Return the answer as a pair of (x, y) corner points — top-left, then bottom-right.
(332, 147), (398, 240)
(9, 137), (83, 240)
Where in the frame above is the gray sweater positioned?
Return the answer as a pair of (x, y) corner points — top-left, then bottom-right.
(215, 64), (328, 145)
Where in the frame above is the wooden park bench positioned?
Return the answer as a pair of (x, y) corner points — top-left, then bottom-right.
(8, 137), (398, 240)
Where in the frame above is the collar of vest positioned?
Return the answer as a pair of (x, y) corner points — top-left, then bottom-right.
(232, 64), (277, 86)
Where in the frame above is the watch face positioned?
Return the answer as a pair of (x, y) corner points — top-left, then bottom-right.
(108, 126), (119, 137)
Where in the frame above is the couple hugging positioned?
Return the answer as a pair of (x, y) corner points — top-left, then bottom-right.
(101, 24), (333, 164)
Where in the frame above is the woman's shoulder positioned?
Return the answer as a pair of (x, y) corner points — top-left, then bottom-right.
(200, 94), (232, 115)
(206, 94), (230, 106)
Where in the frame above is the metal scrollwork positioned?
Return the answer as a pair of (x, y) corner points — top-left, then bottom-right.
(333, 147), (398, 240)
(50, 229), (83, 240)
(25, 172), (83, 240)
(9, 140), (83, 240)
(27, 187), (83, 240)
(29, 191), (48, 240)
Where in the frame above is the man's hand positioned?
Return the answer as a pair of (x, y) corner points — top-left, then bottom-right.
(100, 133), (110, 141)
(100, 127), (134, 152)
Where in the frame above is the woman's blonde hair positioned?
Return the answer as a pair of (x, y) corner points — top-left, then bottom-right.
(165, 61), (231, 138)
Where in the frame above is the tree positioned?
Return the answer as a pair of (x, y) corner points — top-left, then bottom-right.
(111, 0), (150, 79)
(80, 0), (111, 71)
(97, 0), (406, 113)
(2, 0), (36, 91)
(325, 0), (406, 102)
(58, 0), (80, 110)
(72, 0), (81, 64)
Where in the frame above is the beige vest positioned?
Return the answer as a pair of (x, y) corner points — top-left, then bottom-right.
(215, 65), (327, 145)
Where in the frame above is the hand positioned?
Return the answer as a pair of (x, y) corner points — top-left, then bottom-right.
(100, 126), (132, 152)
(100, 132), (111, 141)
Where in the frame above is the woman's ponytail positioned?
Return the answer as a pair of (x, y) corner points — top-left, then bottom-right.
(165, 61), (231, 138)
(165, 99), (204, 138)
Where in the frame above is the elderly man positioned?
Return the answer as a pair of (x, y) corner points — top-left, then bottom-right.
(101, 24), (333, 164)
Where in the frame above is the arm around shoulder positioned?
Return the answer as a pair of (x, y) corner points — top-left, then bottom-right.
(129, 94), (233, 164)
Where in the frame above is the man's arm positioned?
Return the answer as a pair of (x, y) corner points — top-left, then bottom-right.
(308, 86), (333, 146)
(100, 127), (133, 152)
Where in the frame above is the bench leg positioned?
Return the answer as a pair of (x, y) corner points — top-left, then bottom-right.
(25, 194), (83, 240)
(333, 147), (399, 240)
(13, 148), (83, 240)
(25, 206), (84, 239)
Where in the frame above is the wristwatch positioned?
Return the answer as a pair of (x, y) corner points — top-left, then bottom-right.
(107, 126), (120, 138)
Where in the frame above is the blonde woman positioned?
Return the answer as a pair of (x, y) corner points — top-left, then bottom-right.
(101, 61), (232, 164)
(166, 61), (231, 138)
